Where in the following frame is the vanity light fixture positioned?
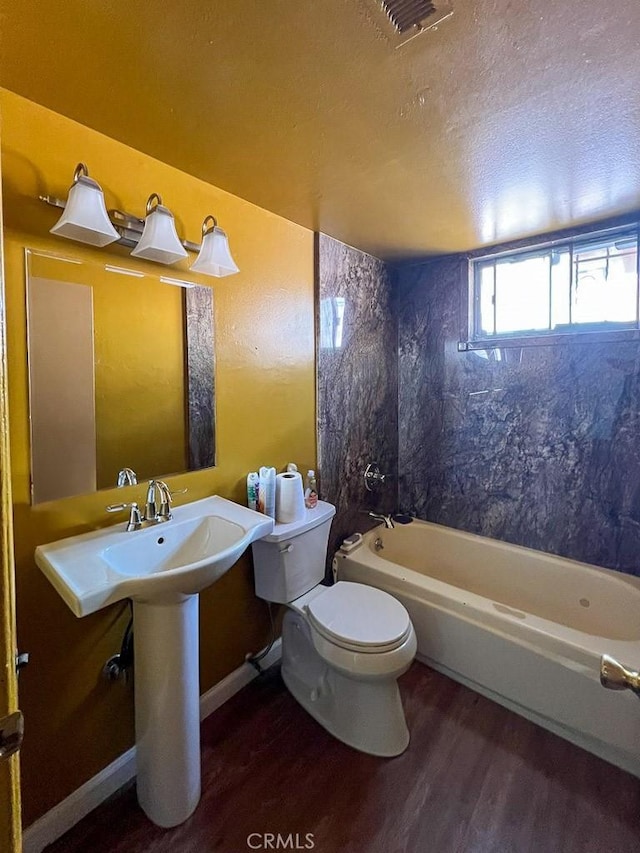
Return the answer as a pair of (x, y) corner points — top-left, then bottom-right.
(41, 166), (240, 276)
(190, 215), (239, 278)
(49, 163), (120, 247)
(130, 194), (188, 265)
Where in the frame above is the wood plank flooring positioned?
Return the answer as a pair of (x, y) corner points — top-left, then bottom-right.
(46, 662), (640, 853)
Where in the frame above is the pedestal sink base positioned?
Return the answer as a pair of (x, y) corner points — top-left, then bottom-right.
(134, 596), (201, 827)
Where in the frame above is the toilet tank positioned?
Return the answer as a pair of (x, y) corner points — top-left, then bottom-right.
(252, 500), (336, 603)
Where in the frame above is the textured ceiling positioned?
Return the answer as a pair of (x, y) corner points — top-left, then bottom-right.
(1, 0), (640, 259)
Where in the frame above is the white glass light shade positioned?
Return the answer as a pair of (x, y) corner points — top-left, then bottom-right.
(190, 223), (239, 278)
(130, 195), (188, 265)
(50, 166), (120, 247)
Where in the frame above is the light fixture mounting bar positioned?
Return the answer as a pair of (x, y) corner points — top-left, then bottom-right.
(38, 195), (202, 254)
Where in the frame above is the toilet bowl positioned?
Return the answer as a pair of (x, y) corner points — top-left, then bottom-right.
(251, 501), (417, 756)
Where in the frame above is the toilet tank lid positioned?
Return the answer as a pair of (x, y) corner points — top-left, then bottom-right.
(258, 500), (336, 543)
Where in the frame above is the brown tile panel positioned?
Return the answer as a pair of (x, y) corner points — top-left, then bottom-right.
(397, 248), (640, 576)
(316, 232), (398, 569)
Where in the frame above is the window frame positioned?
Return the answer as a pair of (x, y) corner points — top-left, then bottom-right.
(461, 222), (640, 351)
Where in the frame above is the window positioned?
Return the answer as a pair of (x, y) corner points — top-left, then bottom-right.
(471, 226), (639, 342)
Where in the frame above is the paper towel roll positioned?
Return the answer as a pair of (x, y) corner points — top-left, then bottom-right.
(275, 471), (306, 523)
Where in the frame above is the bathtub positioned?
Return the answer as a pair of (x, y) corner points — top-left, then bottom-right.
(334, 519), (640, 777)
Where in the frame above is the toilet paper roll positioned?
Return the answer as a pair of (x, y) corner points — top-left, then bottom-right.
(275, 471), (306, 523)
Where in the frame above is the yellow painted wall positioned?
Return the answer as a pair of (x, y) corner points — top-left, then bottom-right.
(0, 88), (316, 826)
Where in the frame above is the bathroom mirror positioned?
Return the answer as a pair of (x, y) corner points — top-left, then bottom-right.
(26, 249), (216, 504)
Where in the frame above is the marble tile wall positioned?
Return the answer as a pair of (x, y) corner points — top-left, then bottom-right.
(397, 256), (640, 576)
(317, 233), (398, 567)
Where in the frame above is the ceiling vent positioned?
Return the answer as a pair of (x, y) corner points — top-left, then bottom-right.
(378, 0), (453, 46)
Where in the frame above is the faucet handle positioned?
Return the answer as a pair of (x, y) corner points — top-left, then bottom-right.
(105, 501), (143, 532)
(106, 501), (134, 512)
(155, 480), (172, 520)
(364, 462), (389, 492)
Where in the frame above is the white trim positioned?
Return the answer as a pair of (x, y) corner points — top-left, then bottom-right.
(23, 640), (282, 853)
(22, 747), (137, 853)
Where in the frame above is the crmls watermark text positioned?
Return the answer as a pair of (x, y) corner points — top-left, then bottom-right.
(247, 833), (315, 850)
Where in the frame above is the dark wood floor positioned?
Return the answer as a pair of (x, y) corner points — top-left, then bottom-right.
(46, 661), (640, 853)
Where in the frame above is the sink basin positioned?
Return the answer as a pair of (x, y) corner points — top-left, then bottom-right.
(36, 495), (274, 617)
(35, 494), (275, 828)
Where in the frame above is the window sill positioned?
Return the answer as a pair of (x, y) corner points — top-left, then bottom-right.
(458, 327), (640, 351)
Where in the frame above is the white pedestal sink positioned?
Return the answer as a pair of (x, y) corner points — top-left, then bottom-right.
(35, 496), (274, 827)
(133, 596), (201, 826)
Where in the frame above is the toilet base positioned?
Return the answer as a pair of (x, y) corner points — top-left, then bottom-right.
(281, 609), (412, 757)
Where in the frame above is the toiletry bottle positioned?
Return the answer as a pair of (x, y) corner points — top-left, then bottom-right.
(259, 466), (277, 518)
(247, 472), (259, 511)
(304, 470), (318, 509)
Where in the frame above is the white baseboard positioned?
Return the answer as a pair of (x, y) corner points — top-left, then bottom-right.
(23, 640), (282, 853)
(23, 747), (137, 853)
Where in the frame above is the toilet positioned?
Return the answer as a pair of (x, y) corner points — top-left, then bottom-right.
(251, 500), (417, 756)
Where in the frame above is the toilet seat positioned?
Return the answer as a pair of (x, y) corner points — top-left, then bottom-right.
(306, 581), (412, 654)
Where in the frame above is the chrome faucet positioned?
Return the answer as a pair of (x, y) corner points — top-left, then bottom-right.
(144, 479), (180, 522)
(116, 467), (138, 487)
(107, 479), (186, 531)
(368, 511), (395, 530)
(144, 480), (160, 522)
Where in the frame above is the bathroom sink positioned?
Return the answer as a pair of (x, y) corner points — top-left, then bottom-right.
(36, 493), (274, 828)
(35, 495), (274, 617)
